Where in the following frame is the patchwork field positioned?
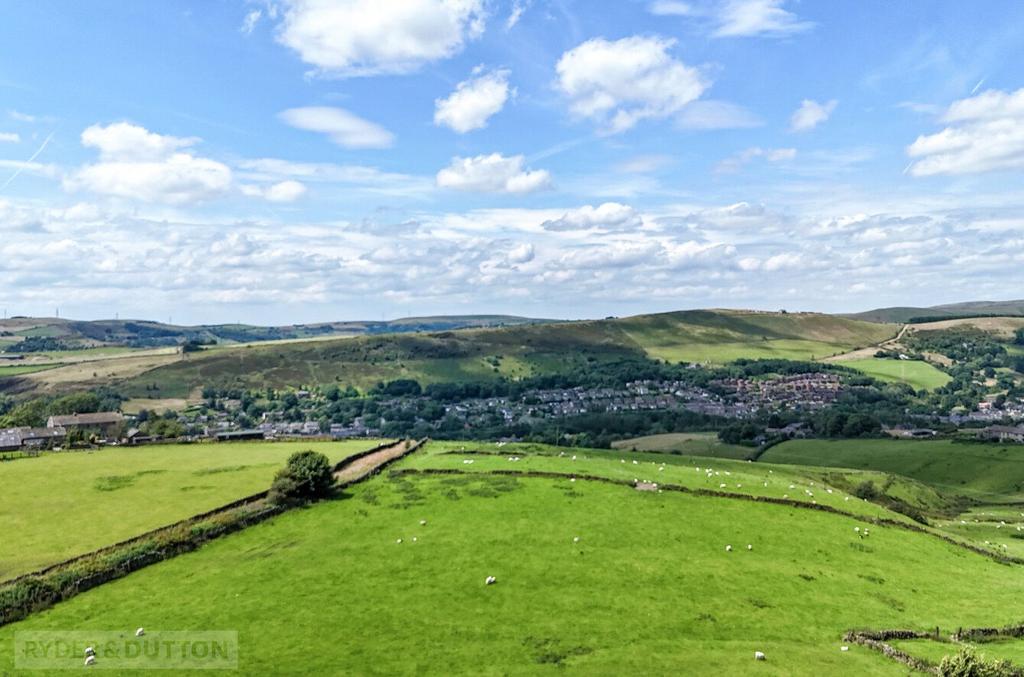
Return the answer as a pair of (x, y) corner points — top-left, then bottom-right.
(0, 439), (385, 580)
(2, 441), (1022, 674)
(841, 358), (951, 390)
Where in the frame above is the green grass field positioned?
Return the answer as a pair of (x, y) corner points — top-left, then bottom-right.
(842, 358), (951, 390)
(0, 364), (59, 377)
(0, 439), (384, 580)
(3, 441), (1023, 674)
(612, 432), (752, 459)
(761, 439), (1024, 503)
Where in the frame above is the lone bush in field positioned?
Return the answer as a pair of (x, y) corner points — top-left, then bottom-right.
(854, 480), (879, 500)
(268, 451), (334, 506)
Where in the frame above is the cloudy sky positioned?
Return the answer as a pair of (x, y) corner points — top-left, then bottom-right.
(2, 1), (1024, 325)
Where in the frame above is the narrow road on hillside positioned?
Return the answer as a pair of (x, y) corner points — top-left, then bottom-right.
(333, 440), (417, 485)
(825, 323), (909, 363)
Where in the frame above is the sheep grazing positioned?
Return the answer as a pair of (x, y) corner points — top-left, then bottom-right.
(747, 544), (753, 551)
(754, 651), (766, 661)
(420, 519), (427, 526)
(135, 628), (145, 637)
(841, 646), (849, 652)
(573, 536), (580, 543)
(85, 655), (97, 666)
(725, 545), (732, 552)
(720, 483), (727, 488)
(854, 527), (860, 532)
(396, 538), (403, 544)
(485, 576), (497, 585)
(571, 455), (577, 461)
(84, 647), (95, 657)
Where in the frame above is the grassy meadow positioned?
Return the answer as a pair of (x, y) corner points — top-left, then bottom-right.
(842, 358), (951, 390)
(3, 441), (1024, 674)
(0, 439), (384, 580)
(611, 432), (751, 459)
(761, 438), (1024, 502)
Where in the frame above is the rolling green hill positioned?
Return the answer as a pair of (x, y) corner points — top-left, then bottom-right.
(3, 441), (1022, 674)
(847, 299), (1024, 324)
(99, 309), (894, 398)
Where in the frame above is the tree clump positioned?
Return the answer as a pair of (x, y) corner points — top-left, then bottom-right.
(268, 451), (334, 507)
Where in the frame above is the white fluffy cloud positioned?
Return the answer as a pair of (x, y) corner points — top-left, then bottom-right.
(556, 36), (708, 134)
(434, 68), (512, 133)
(241, 180), (308, 202)
(280, 106), (394, 149)
(276, 0), (486, 76)
(81, 122), (198, 160)
(713, 0), (812, 38)
(790, 98), (837, 132)
(436, 153), (551, 193)
(66, 123), (231, 204)
(907, 88), (1024, 176)
(542, 203), (642, 232)
(0, 132), (19, 143)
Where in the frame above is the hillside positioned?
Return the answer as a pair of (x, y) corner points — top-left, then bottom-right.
(0, 315), (549, 352)
(50, 309), (895, 399)
(847, 299), (1024, 324)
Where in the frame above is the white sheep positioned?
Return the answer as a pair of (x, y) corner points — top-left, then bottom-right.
(85, 655), (96, 666)
(571, 455), (577, 461)
(84, 647), (95, 657)
(420, 519), (427, 526)
(573, 536), (580, 543)
(485, 576), (497, 585)
(396, 538), (403, 544)
(841, 646), (849, 652)
(747, 544), (753, 551)
(755, 651), (766, 661)
(135, 628), (145, 637)
(725, 545), (732, 552)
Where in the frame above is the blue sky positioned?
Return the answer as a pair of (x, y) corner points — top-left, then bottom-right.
(2, 0), (1024, 324)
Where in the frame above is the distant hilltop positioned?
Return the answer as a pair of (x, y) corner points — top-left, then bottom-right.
(0, 315), (552, 352)
(844, 300), (1024, 324)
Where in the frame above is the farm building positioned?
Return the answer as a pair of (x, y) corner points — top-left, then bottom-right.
(0, 426), (66, 450)
(979, 425), (1024, 443)
(46, 412), (124, 437)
